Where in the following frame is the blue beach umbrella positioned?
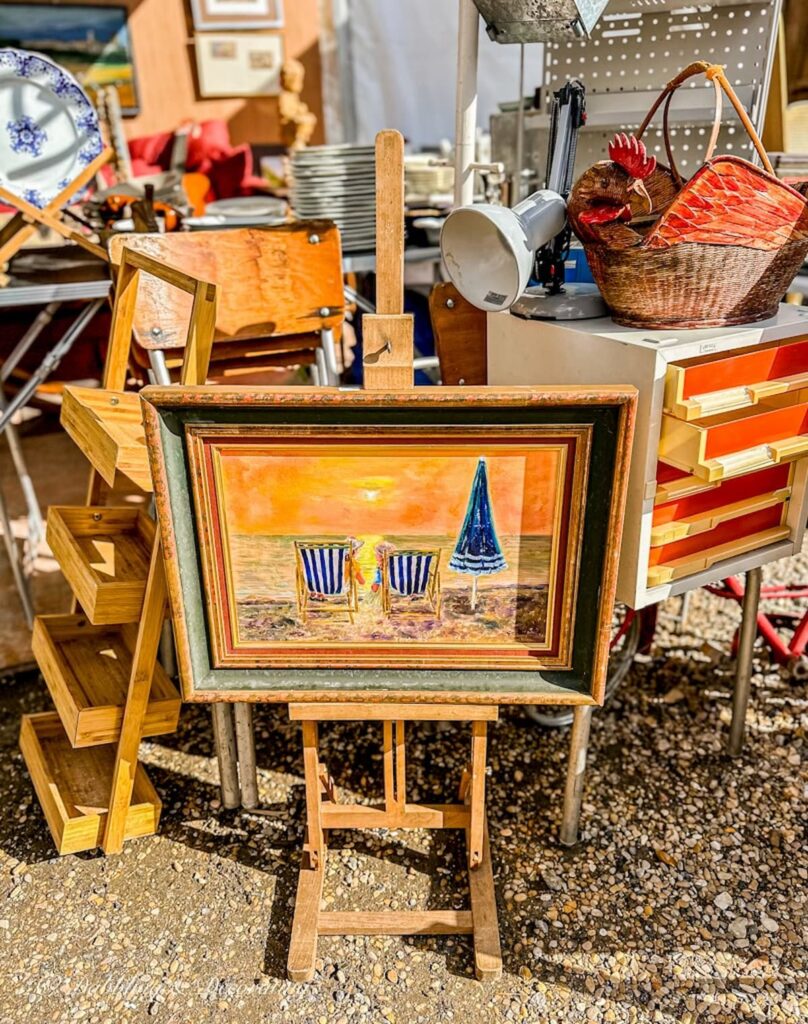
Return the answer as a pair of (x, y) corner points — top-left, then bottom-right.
(450, 457), (507, 610)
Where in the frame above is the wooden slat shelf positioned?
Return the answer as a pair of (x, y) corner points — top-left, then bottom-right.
(61, 386), (152, 492)
(19, 712), (161, 855)
(47, 506), (156, 625)
(32, 614), (180, 748)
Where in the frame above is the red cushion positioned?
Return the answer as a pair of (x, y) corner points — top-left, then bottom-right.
(186, 119), (233, 171)
(127, 130), (174, 169)
(207, 144), (254, 199)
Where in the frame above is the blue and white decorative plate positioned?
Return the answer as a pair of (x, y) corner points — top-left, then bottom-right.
(0, 48), (103, 209)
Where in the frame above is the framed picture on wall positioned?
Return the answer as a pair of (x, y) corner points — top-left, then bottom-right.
(190, 0), (284, 31)
(0, 3), (139, 114)
(194, 32), (283, 97)
(142, 386), (636, 705)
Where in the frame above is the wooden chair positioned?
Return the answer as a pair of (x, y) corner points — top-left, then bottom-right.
(0, 148), (112, 285)
(107, 222), (346, 386)
(381, 548), (442, 618)
(429, 281), (487, 386)
(295, 541), (359, 623)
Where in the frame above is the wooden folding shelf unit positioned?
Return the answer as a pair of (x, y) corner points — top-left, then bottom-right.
(20, 248), (218, 855)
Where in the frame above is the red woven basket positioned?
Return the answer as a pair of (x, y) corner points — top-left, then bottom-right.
(569, 62), (808, 330)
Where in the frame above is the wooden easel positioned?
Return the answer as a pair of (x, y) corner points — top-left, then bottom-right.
(286, 130), (503, 982)
(0, 147), (112, 283)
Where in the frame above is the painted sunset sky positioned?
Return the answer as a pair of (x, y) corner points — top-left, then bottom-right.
(216, 446), (562, 538)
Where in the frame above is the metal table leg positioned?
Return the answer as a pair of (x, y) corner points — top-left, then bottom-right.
(0, 480), (34, 627)
(0, 298), (104, 433)
(728, 566), (762, 758)
(560, 704), (594, 847)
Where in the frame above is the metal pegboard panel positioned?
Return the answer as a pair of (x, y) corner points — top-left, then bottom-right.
(490, 1), (782, 183)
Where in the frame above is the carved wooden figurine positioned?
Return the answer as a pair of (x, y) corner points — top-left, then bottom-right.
(279, 58), (317, 151)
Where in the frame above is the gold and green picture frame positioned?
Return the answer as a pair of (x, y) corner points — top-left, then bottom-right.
(142, 386), (635, 705)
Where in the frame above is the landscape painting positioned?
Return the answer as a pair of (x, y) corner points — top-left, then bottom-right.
(0, 4), (139, 113)
(186, 425), (591, 671)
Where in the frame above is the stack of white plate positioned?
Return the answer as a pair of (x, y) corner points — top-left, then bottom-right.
(290, 144), (376, 252)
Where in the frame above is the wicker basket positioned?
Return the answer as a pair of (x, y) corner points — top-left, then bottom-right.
(573, 63), (808, 330)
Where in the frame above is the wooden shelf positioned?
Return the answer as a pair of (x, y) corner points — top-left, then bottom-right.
(47, 506), (156, 625)
(32, 614), (180, 748)
(61, 386), (152, 492)
(19, 712), (161, 855)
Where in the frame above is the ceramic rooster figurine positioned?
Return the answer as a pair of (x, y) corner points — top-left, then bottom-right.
(569, 131), (808, 255)
(568, 133), (678, 248)
(566, 61), (808, 328)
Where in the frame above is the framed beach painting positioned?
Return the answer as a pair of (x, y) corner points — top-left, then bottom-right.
(0, 3), (139, 114)
(142, 387), (635, 705)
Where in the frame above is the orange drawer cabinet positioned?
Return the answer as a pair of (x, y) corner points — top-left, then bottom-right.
(488, 304), (808, 608)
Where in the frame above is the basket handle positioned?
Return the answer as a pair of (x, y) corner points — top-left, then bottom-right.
(636, 61), (773, 185)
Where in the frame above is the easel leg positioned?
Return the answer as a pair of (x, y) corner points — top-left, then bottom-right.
(211, 705), (241, 809)
(463, 719), (501, 981)
(728, 566), (762, 758)
(288, 720), (325, 981)
(560, 705), (594, 847)
(467, 818), (502, 981)
(234, 703), (259, 809)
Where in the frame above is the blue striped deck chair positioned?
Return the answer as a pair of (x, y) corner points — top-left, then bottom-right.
(381, 549), (441, 618)
(294, 541), (359, 623)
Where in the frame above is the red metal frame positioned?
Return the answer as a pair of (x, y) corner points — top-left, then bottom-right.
(704, 576), (808, 666)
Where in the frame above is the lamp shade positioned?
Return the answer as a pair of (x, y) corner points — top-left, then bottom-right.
(440, 190), (566, 312)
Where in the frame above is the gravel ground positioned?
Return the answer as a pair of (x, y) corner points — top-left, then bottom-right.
(0, 558), (806, 1023)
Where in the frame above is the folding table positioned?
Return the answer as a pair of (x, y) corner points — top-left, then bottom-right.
(0, 248), (111, 624)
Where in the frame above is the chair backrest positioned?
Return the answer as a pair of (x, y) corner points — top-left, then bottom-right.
(386, 551), (435, 596)
(107, 222), (345, 363)
(297, 542), (350, 596)
(429, 282), (487, 386)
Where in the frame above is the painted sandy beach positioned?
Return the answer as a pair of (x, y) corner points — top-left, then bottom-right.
(232, 533), (551, 645)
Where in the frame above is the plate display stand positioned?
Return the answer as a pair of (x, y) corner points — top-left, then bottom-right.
(285, 131), (502, 982)
(19, 247), (217, 855)
(0, 146), (112, 285)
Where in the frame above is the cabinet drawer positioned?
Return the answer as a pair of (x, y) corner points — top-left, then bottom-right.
(664, 337), (808, 421)
(659, 391), (808, 482)
(651, 463), (792, 546)
(647, 504), (791, 587)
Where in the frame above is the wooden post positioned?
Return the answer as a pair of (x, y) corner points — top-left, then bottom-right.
(362, 130), (414, 390)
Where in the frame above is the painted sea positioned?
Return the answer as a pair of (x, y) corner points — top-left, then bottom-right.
(231, 533), (552, 645)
